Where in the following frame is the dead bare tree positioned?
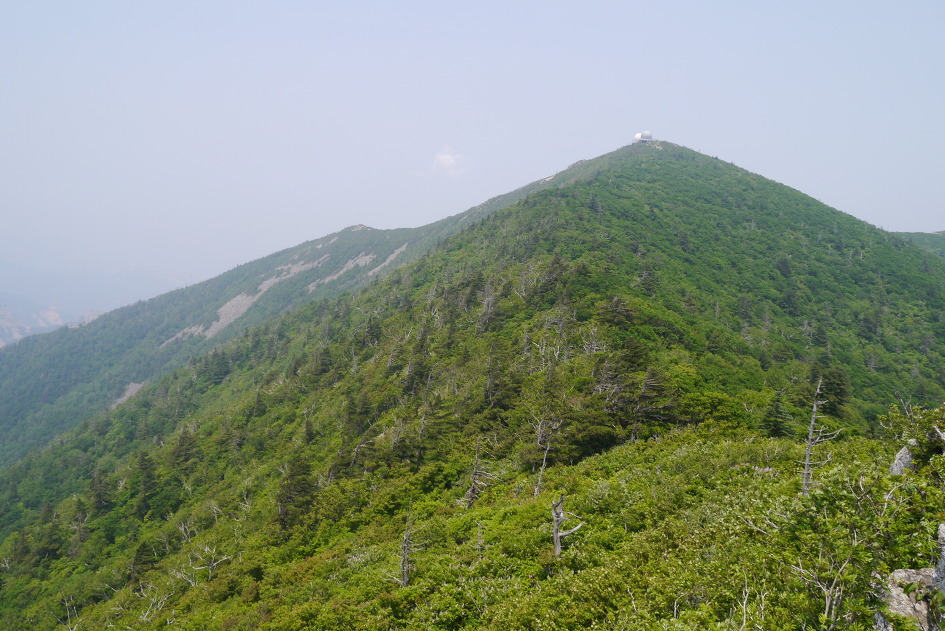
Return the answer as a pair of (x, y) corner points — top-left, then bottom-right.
(134, 581), (174, 623)
(397, 515), (419, 587)
(934, 425), (945, 446)
(399, 529), (413, 587)
(532, 412), (563, 498)
(169, 543), (230, 587)
(384, 512), (424, 588)
(176, 519), (197, 544)
(169, 564), (199, 588)
(801, 377), (840, 496)
(524, 379), (566, 498)
(459, 439), (496, 509)
(56, 594), (82, 631)
(551, 495), (584, 558)
(192, 543), (231, 582)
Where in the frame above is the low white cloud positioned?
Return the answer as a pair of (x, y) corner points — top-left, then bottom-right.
(430, 146), (467, 177)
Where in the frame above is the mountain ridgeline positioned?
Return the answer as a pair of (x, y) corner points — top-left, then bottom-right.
(1, 141), (945, 629)
(0, 172), (558, 467)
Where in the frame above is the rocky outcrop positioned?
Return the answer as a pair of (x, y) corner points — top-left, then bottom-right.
(367, 243), (409, 276)
(307, 252), (377, 291)
(889, 442), (916, 475)
(878, 569), (935, 630)
(875, 524), (945, 630)
(109, 382), (144, 409)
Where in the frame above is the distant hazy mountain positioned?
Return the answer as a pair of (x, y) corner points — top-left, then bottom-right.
(0, 258), (184, 345)
(0, 294), (66, 347)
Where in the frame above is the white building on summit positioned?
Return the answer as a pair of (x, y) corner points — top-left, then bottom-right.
(633, 130), (654, 143)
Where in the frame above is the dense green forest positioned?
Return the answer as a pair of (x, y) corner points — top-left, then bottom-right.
(1, 142), (944, 629)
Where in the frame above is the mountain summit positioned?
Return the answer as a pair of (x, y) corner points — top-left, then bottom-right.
(1, 141), (944, 628)
(2, 139), (944, 460)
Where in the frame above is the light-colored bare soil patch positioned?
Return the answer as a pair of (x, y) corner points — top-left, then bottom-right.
(110, 382), (144, 409)
(308, 252), (376, 291)
(161, 255), (330, 346)
(368, 243), (409, 276)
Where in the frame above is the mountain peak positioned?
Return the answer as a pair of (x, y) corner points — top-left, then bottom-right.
(3, 139), (945, 627)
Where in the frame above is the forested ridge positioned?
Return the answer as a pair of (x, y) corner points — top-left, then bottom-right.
(1, 142), (944, 629)
(0, 171), (549, 468)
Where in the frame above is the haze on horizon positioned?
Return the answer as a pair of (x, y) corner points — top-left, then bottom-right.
(1, 1), (943, 313)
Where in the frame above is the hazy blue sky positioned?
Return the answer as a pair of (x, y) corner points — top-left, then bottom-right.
(2, 1), (943, 306)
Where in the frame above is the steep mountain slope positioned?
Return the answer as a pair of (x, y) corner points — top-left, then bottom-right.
(0, 172), (565, 467)
(1, 141), (944, 629)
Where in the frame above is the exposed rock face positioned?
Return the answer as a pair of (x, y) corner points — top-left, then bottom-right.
(889, 443), (915, 475)
(109, 382), (145, 410)
(162, 256), (330, 346)
(882, 569), (934, 630)
(307, 252), (376, 291)
(874, 611), (894, 631)
(875, 524), (945, 630)
(367, 243), (409, 276)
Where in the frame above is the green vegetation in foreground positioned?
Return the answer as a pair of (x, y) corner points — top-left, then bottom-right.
(1, 142), (945, 628)
(2, 417), (944, 629)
